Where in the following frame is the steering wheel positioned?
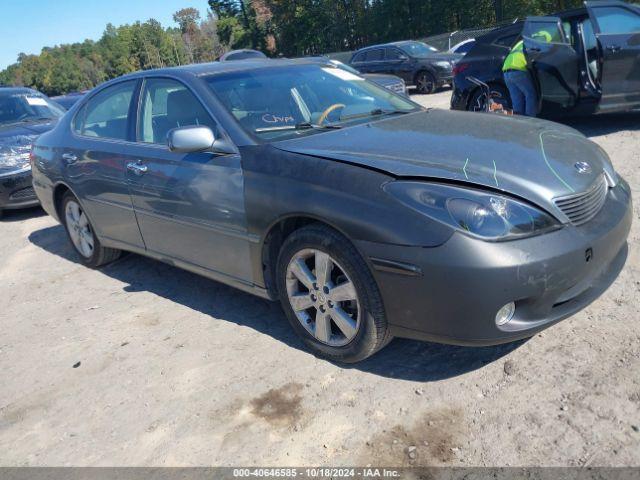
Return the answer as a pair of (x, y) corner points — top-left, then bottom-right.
(317, 103), (346, 125)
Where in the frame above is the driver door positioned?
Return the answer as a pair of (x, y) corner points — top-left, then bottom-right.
(125, 77), (253, 283)
(585, 1), (640, 112)
(523, 16), (580, 113)
(385, 47), (414, 82)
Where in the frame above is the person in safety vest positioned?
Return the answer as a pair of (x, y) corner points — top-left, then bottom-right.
(502, 30), (552, 117)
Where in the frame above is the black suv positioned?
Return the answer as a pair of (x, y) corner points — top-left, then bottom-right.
(350, 41), (462, 94)
(451, 0), (640, 117)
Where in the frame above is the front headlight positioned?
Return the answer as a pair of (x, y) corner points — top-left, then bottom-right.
(0, 145), (32, 177)
(434, 61), (452, 69)
(384, 181), (560, 241)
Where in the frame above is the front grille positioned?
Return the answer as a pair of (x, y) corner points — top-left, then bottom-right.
(10, 186), (35, 200)
(554, 174), (608, 226)
(387, 82), (406, 94)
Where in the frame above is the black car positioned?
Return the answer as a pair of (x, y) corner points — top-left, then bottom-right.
(451, 0), (640, 116)
(0, 87), (65, 218)
(350, 41), (463, 94)
(31, 59), (631, 362)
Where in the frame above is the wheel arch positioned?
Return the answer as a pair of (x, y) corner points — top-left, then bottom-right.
(52, 182), (74, 220)
(413, 67), (436, 85)
(466, 79), (510, 111)
(259, 213), (366, 298)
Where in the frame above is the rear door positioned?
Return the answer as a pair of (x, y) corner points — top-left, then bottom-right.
(585, 1), (640, 111)
(125, 76), (253, 283)
(65, 80), (145, 250)
(523, 16), (580, 113)
(358, 48), (387, 74)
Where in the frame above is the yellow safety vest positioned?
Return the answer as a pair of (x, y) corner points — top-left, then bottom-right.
(502, 40), (527, 72)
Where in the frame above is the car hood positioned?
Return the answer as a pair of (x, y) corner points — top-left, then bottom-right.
(0, 120), (57, 174)
(273, 109), (616, 217)
(0, 120), (57, 138)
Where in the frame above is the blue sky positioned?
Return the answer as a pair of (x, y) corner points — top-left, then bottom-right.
(0, 0), (208, 69)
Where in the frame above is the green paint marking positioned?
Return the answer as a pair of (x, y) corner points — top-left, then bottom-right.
(539, 131), (575, 193)
(492, 159), (499, 187)
(463, 158), (469, 180)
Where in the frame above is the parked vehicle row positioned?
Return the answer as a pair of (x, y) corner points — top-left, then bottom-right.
(26, 58), (631, 362)
(451, 0), (640, 117)
(349, 40), (463, 94)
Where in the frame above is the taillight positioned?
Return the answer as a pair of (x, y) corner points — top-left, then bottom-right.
(452, 63), (470, 77)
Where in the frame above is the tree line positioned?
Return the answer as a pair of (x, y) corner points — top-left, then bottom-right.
(0, 1), (582, 96)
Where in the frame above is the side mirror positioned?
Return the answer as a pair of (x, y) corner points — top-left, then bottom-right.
(398, 55), (409, 61)
(167, 126), (215, 153)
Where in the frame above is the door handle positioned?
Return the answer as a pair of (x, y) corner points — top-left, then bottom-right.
(528, 47), (542, 53)
(606, 45), (621, 53)
(62, 153), (78, 165)
(126, 161), (148, 175)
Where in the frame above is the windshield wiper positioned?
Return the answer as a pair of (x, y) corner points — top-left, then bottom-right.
(339, 108), (412, 122)
(255, 122), (342, 133)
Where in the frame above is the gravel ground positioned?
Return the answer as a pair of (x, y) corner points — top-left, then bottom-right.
(0, 89), (639, 467)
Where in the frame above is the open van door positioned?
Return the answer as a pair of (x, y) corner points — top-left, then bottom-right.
(523, 16), (580, 113)
(585, 0), (640, 112)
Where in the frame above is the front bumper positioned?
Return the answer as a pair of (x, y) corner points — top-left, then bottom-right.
(435, 70), (454, 85)
(356, 181), (632, 346)
(0, 168), (39, 212)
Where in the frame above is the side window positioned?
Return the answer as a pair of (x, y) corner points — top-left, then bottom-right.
(139, 78), (216, 145)
(386, 48), (404, 60)
(73, 81), (136, 140)
(367, 49), (385, 61)
(524, 20), (567, 44)
(592, 6), (640, 34)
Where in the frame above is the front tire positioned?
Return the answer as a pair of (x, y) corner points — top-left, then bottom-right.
(276, 224), (391, 363)
(61, 192), (121, 268)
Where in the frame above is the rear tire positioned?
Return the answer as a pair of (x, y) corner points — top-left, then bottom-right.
(61, 191), (121, 268)
(468, 84), (510, 112)
(276, 224), (391, 363)
(416, 71), (437, 94)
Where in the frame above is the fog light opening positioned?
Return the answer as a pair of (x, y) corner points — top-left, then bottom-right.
(495, 302), (516, 327)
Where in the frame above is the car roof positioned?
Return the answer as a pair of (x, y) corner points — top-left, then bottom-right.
(355, 40), (421, 52)
(111, 58), (334, 82)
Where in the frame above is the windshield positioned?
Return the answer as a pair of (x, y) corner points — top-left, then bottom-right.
(205, 64), (419, 140)
(0, 92), (65, 126)
(400, 41), (439, 57)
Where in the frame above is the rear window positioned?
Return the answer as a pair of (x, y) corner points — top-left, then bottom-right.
(493, 34), (519, 48)
(365, 49), (384, 61)
(73, 81), (136, 140)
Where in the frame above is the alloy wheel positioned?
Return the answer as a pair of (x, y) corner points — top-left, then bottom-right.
(65, 200), (94, 258)
(285, 248), (360, 347)
(417, 73), (435, 94)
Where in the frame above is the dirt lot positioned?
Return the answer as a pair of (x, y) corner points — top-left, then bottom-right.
(1, 89), (639, 467)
